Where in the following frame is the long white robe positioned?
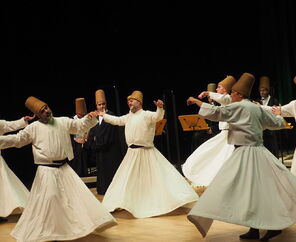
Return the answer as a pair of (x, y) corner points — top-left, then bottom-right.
(0, 118), (30, 217)
(187, 100), (296, 237)
(102, 107), (199, 218)
(0, 116), (117, 242)
(182, 92), (235, 186)
(277, 100), (296, 175)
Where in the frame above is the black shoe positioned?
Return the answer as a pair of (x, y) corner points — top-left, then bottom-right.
(260, 230), (282, 241)
(0, 217), (8, 223)
(239, 228), (260, 240)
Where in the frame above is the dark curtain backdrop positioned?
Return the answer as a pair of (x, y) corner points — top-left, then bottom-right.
(258, 0), (296, 104)
(2, 1), (296, 185)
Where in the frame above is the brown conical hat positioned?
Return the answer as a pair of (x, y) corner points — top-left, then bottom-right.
(231, 73), (255, 98)
(75, 98), (87, 116)
(259, 76), (270, 90)
(218, 75), (236, 93)
(95, 89), (106, 104)
(127, 90), (143, 104)
(207, 83), (216, 92)
(25, 96), (47, 114)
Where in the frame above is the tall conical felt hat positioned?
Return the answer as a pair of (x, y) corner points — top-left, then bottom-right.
(218, 75), (236, 93)
(95, 89), (106, 104)
(75, 98), (87, 116)
(25, 96), (47, 114)
(231, 73), (255, 98)
(127, 90), (143, 104)
(207, 83), (216, 92)
(259, 76), (270, 90)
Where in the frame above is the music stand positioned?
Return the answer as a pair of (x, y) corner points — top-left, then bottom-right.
(178, 114), (209, 131)
(155, 119), (167, 136)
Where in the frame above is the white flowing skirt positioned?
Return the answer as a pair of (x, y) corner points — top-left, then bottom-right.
(182, 130), (235, 186)
(290, 148), (296, 175)
(11, 163), (117, 242)
(0, 155), (29, 217)
(102, 147), (199, 218)
(188, 146), (296, 237)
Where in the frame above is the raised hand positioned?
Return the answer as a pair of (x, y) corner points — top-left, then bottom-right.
(198, 91), (209, 99)
(153, 99), (164, 108)
(24, 115), (35, 122)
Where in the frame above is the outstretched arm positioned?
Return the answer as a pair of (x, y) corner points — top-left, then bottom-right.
(0, 117), (32, 135)
(208, 92), (232, 105)
(187, 97), (203, 107)
(0, 128), (32, 149)
(68, 111), (99, 135)
(273, 100), (296, 118)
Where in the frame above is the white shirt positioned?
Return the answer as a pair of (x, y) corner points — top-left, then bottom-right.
(261, 95), (271, 106)
(98, 115), (104, 125)
(0, 116), (98, 164)
(103, 107), (164, 147)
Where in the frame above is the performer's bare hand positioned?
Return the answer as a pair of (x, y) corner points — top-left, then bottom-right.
(24, 115), (35, 122)
(153, 100), (164, 108)
(207, 128), (213, 135)
(187, 97), (203, 107)
(198, 91), (208, 99)
(187, 97), (197, 105)
(74, 137), (86, 144)
(97, 110), (106, 116)
(272, 105), (281, 115)
(87, 111), (99, 119)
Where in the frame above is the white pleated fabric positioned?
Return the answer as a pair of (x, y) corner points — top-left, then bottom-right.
(182, 130), (235, 186)
(188, 146), (296, 237)
(11, 164), (117, 242)
(277, 100), (296, 175)
(291, 148), (296, 175)
(0, 155), (29, 217)
(102, 147), (199, 218)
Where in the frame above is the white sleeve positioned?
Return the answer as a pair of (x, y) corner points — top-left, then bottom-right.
(280, 100), (296, 118)
(144, 107), (165, 124)
(67, 116), (98, 135)
(0, 127), (32, 149)
(208, 92), (232, 105)
(103, 113), (128, 126)
(0, 118), (28, 135)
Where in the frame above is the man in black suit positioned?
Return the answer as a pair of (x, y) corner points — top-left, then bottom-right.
(255, 76), (280, 157)
(86, 89), (127, 195)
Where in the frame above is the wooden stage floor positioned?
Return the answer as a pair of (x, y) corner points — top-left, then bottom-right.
(1, 188), (296, 242)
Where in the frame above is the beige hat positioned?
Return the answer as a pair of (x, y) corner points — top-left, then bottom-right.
(25, 96), (47, 114)
(207, 83), (216, 92)
(259, 76), (270, 90)
(95, 89), (106, 104)
(231, 73), (255, 98)
(75, 98), (87, 116)
(127, 90), (143, 104)
(218, 75), (236, 93)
